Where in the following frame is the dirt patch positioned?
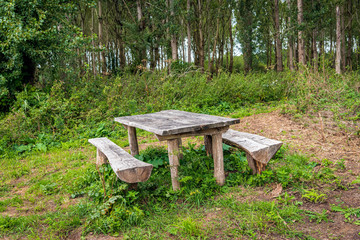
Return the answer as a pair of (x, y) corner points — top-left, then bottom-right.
(234, 111), (360, 177)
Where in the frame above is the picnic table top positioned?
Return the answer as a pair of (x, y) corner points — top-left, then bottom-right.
(114, 110), (240, 136)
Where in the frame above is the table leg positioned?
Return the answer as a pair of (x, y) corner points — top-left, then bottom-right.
(177, 138), (183, 159)
(127, 126), (139, 156)
(204, 135), (213, 156)
(212, 133), (225, 186)
(168, 139), (181, 191)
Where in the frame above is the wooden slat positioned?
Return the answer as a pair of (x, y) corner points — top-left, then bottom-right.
(222, 130), (282, 164)
(155, 126), (229, 141)
(88, 138), (153, 183)
(115, 110), (239, 136)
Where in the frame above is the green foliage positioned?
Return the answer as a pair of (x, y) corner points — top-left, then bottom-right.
(331, 204), (360, 225)
(305, 209), (331, 223)
(0, 0), (94, 111)
(302, 189), (327, 203)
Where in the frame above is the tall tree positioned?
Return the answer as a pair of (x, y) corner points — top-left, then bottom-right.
(274, 0), (283, 71)
(170, 0), (178, 60)
(287, 0), (295, 71)
(187, 0), (192, 63)
(335, 4), (341, 74)
(98, 0), (106, 73)
(297, 0), (305, 66)
(236, 0), (254, 73)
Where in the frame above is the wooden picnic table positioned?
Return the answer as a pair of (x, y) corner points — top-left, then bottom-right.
(114, 110), (240, 190)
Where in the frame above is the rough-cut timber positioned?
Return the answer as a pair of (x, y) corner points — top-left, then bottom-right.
(212, 133), (225, 185)
(115, 110), (240, 190)
(204, 135), (213, 156)
(167, 139), (181, 191)
(126, 126), (139, 156)
(88, 138), (153, 183)
(114, 110), (239, 136)
(222, 130), (282, 174)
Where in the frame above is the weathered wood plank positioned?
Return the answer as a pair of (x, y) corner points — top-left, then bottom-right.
(88, 138), (153, 183)
(222, 130), (282, 165)
(155, 126), (229, 141)
(212, 133), (225, 186)
(168, 139), (180, 191)
(115, 110), (239, 136)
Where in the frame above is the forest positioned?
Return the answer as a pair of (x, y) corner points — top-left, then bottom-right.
(1, 0), (360, 239)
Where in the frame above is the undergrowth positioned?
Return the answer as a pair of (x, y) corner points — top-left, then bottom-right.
(1, 69), (359, 158)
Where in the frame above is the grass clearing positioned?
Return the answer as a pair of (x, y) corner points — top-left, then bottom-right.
(1, 127), (359, 239)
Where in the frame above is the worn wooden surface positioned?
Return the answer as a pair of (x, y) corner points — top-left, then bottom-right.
(222, 130), (282, 165)
(127, 126), (139, 156)
(168, 139), (180, 191)
(204, 135), (213, 156)
(88, 138), (153, 183)
(212, 133), (225, 186)
(156, 126), (229, 141)
(246, 153), (258, 174)
(96, 148), (108, 165)
(115, 110), (239, 136)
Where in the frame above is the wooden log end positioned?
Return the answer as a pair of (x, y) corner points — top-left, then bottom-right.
(116, 165), (153, 183)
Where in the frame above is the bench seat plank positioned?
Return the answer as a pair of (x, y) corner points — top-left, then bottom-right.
(88, 137), (153, 183)
(222, 130), (282, 165)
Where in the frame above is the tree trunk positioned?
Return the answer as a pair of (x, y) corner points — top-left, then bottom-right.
(170, 0), (178, 61)
(209, 9), (220, 75)
(137, 0), (146, 64)
(91, 8), (96, 75)
(346, 0), (352, 70)
(275, 0), (283, 72)
(187, 0), (192, 63)
(312, 29), (318, 72)
(297, 0), (305, 66)
(198, 0), (204, 70)
(287, 0), (294, 71)
(229, 13), (233, 73)
(98, 1), (106, 73)
(340, 5), (346, 72)
(335, 5), (341, 74)
(218, 25), (225, 72)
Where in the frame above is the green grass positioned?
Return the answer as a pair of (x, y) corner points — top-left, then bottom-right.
(0, 136), (352, 239)
(0, 70), (359, 238)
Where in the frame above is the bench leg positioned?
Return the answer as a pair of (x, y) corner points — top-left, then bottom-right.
(246, 153), (258, 175)
(212, 133), (225, 186)
(168, 139), (181, 191)
(204, 135), (213, 156)
(96, 148), (109, 165)
(127, 126), (139, 156)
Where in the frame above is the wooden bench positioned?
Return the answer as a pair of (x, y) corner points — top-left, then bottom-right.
(88, 137), (153, 183)
(222, 130), (282, 174)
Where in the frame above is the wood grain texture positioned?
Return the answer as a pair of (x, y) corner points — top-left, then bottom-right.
(127, 126), (139, 156)
(88, 138), (153, 183)
(222, 130), (282, 164)
(204, 135), (213, 156)
(246, 152), (258, 175)
(115, 110), (239, 136)
(97, 148), (109, 165)
(155, 126), (228, 141)
(212, 133), (225, 186)
(168, 139), (180, 191)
